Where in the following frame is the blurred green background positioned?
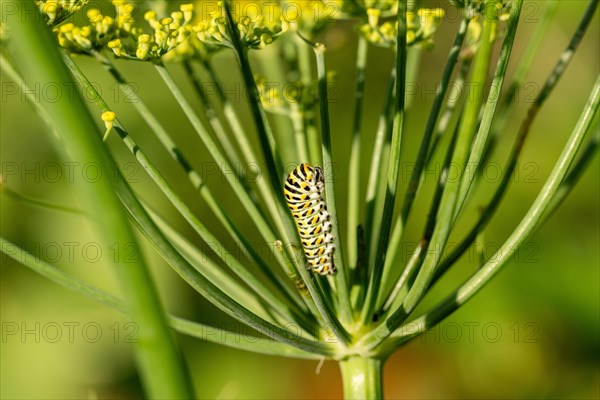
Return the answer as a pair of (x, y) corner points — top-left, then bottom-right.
(1, 1), (598, 398)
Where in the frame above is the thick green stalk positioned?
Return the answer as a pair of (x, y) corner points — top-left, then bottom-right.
(383, 77), (600, 351)
(4, 8), (194, 397)
(339, 357), (383, 399)
(347, 36), (369, 275)
(361, 2), (408, 325)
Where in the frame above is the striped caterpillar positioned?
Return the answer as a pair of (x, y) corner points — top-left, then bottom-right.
(284, 163), (336, 275)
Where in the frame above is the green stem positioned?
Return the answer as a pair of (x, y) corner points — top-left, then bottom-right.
(382, 119), (462, 318)
(220, 6), (331, 322)
(362, 0), (509, 346)
(4, 47), (329, 354)
(116, 160), (335, 355)
(153, 61), (315, 309)
(362, 68), (395, 294)
(314, 43), (354, 326)
(361, 2), (408, 325)
(200, 59), (260, 172)
(198, 59), (310, 292)
(181, 60), (250, 187)
(290, 102), (310, 161)
(399, 17), (470, 225)
(4, 8), (194, 397)
(339, 357), (383, 400)
(347, 36), (369, 275)
(545, 132), (598, 215)
(487, 0), (559, 144)
(220, 3), (349, 341)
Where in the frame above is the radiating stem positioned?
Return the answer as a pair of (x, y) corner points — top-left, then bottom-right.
(362, 68), (395, 294)
(347, 36), (369, 276)
(314, 42), (354, 326)
(361, 2), (408, 325)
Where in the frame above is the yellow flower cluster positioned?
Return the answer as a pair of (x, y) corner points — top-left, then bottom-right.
(192, 1), (287, 51)
(277, 1), (336, 35)
(359, 8), (445, 49)
(327, 0), (398, 19)
(108, 5), (192, 60)
(55, 7), (122, 54)
(48, 1), (449, 61)
(35, 0), (88, 26)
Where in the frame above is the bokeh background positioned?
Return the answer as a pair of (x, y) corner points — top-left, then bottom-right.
(1, 1), (598, 398)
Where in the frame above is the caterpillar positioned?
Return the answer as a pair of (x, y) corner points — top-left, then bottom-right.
(284, 163), (336, 275)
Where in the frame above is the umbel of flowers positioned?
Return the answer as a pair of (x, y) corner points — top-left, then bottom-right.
(47, 1), (446, 61)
